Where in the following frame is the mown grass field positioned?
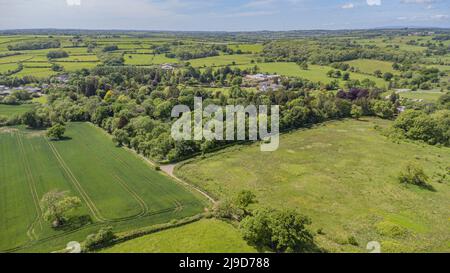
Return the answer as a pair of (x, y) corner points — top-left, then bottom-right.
(0, 123), (206, 252)
(0, 104), (36, 117)
(176, 119), (450, 253)
(101, 219), (256, 253)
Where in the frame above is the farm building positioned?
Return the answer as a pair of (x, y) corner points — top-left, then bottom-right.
(161, 63), (175, 70)
(243, 74), (282, 92)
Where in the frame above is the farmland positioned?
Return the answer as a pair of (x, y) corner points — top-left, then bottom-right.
(0, 28), (449, 254)
(0, 103), (36, 117)
(0, 123), (206, 252)
(101, 219), (256, 253)
(176, 119), (450, 253)
(399, 90), (445, 102)
(0, 35), (402, 88)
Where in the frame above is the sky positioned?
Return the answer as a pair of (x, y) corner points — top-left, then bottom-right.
(0, 0), (449, 31)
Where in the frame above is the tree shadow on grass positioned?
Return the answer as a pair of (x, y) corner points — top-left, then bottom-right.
(54, 215), (93, 232)
(49, 136), (72, 142)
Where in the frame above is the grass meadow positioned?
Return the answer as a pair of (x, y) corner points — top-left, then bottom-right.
(176, 119), (450, 253)
(344, 59), (396, 75)
(101, 219), (256, 253)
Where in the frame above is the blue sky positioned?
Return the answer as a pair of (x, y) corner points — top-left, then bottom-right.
(0, 0), (449, 31)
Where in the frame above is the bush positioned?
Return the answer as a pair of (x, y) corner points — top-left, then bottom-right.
(347, 236), (359, 246)
(7, 40), (60, 51)
(84, 226), (116, 250)
(102, 45), (119, 52)
(398, 163), (432, 189)
(376, 221), (409, 238)
(47, 124), (66, 140)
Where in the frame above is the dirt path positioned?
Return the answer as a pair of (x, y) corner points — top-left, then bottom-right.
(160, 163), (217, 204)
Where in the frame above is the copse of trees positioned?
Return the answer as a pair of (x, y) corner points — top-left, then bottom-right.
(166, 45), (220, 60)
(47, 50), (69, 59)
(262, 39), (419, 65)
(7, 40), (61, 51)
(102, 44), (119, 52)
(240, 208), (316, 253)
(391, 109), (450, 146)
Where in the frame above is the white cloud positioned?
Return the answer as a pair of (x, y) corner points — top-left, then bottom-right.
(431, 14), (449, 20)
(66, 0), (81, 6)
(342, 3), (354, 9)
(243, 0), (275, 8)
(366, 0), (381, 6)
(400, 0), (435, 3)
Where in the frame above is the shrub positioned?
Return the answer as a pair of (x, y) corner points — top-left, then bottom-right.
(398, 163), (432, 189)
(46, 124), (66, 140)
(84, 226), (116, 250)
(376, 221), (409, 238)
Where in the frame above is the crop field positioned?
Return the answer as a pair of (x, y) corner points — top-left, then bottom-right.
(101, 219), (256, 253)
(176, 119), (450, 253)
(0, 123), (206, 252)
(0, 104), (36, 117)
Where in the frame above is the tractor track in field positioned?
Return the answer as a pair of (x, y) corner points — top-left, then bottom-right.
(46, 139), (108, 223)
(70, 127), (152, 219)
(113, 175), (149, 218)
(47, 138), (154, 223)
(16, 132), (42, 242)
(1, 126), (206, 253)
(0, 201), (198, 253)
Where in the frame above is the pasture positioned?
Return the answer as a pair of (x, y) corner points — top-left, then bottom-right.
(189, 54), (255, 68)
(0, 123), (206, 252)
(399, 90), (445, 103)
(344, 59), (396, 75)
(246, 63), (387, 88)
(176, 119), (450, 253)
(101, 219), (256, 253)
(0, 104), (36, 117)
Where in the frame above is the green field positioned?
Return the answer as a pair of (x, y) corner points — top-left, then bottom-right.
(189, 54), (255, 68)
(244, 63), (387, 88)
(399, 90), (445, 103)
(101, 219), (256, 253)
(344, 59), (396, 75)
(0, 123), (206, 252)
(228, 44), (263, 53)
(176, 119), (450, 253)
(0, 104), (36, 117)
